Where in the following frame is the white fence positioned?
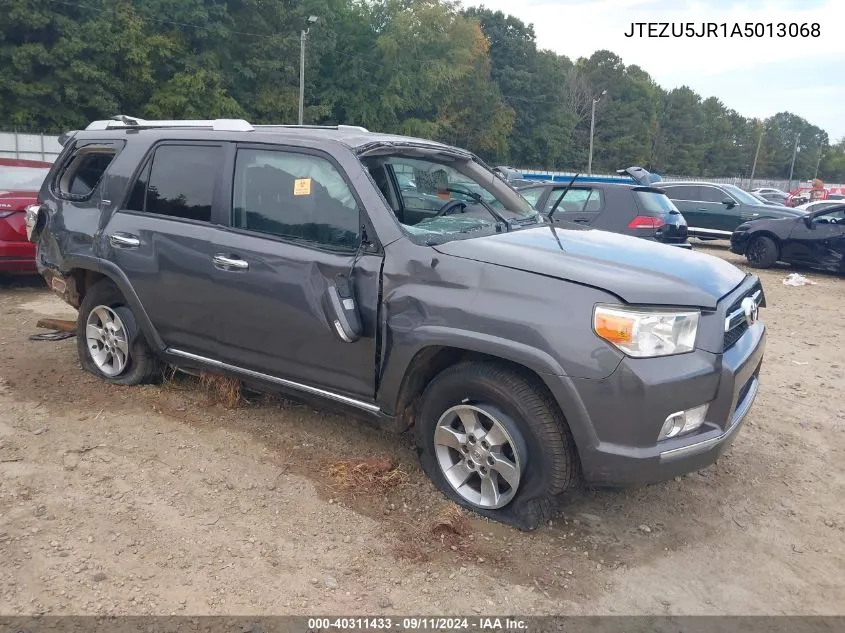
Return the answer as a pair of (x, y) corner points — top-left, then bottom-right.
(0, 131), (61, 163)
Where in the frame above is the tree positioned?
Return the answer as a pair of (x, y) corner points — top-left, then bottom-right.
(0, 0), (837, 179)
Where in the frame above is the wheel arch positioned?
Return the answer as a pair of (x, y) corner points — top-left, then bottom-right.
(58, 256), (165, 352)
(384, 336), (590, 445)
(747, 230), (783, 255)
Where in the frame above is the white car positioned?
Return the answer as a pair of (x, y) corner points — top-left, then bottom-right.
(795, 199), (843, 213)
(752, 187), (788, 196)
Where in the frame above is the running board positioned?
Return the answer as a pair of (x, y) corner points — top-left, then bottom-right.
(166, 348), (381, 413)
(689, 227), (733, 237)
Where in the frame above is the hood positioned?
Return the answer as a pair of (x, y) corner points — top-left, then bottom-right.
(751, 202), (803, 215)
(0, 190), (38, 212)
(433, 226), (746, 309)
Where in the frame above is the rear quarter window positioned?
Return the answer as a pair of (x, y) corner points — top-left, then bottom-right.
(53, 143), (122, 200)
(635, 191), (680, 215)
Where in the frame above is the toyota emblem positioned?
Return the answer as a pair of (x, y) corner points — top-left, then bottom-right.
(741, 297), (759, 326)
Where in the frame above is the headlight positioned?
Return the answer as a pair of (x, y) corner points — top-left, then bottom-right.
(593, 305), (699, 357)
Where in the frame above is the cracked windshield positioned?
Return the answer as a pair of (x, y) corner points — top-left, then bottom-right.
(365, 156), (537, 242)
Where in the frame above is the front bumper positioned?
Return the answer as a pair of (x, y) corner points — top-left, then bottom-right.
(550, 319), (766, 486)
(729, 232), (749, 255)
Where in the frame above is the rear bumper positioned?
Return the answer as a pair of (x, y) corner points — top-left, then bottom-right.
(546, 321), (766, 486)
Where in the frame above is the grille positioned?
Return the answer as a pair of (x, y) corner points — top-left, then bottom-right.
(723, 321), (749, 350)
(723, 282), (763, 351)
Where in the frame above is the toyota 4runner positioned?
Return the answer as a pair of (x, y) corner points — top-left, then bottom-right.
(26, 116), (767, 529)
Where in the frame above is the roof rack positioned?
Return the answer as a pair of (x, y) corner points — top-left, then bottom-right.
(85, 115), (254, 132)
(254, 124), (370, 133)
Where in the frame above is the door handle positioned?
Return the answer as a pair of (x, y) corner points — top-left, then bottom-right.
(213, 254), (249, 271)
(573, 218), (590, 224)
(109, 232), (140, 248)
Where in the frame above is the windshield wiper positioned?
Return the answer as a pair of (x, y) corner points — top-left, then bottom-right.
(445, 187), (510, 229)
(547, 173), (580, 221)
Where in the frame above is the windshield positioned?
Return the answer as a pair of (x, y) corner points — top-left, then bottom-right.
(0, 166), (50, 191)
(723, 184), (764, 206)
(635, 190), (679, 214)
(363, 154), (537, 244)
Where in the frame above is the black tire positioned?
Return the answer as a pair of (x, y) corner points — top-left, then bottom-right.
(76, 279), (161, 385)
(745, 235), (778, 268)
(416, 361), (578, 530)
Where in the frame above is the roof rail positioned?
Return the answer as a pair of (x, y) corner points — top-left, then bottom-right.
(85, 115), (254, 132)
(254, 124), (370, 133)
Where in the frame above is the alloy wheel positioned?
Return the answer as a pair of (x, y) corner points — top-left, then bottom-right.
(433, 404), (523, 509)
(85, 305), (130, 377)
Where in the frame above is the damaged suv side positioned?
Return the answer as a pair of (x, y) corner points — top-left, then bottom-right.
(27, 117), (767, 529)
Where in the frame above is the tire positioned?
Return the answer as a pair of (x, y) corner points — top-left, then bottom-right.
(745, 235), (778, 268)
(76, 279), (161, 385)
(416, 361), (578, 530)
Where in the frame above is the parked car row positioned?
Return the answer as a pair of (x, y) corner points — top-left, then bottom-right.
(24, 115), (768, 529)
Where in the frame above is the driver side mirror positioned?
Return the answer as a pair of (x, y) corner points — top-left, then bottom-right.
(722, 199), (736, 209)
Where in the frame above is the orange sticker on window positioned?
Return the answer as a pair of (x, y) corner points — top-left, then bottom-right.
(293, 178), (312, 196)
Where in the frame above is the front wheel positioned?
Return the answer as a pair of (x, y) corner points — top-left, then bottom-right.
(417, 361), (578, 530)
(745, 235), (778, 268)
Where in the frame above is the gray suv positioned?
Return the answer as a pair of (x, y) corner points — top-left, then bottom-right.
(26, 116), (767, 529)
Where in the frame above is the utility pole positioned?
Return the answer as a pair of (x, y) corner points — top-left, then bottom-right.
(298, 16), (319, 125)
(748, 122), (763, 188)
(787, 132), (800, 190)
(814, 143), (824, 179)
(587, 90), (606, 175)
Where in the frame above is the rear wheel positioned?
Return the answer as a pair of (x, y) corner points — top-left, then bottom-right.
(745, 235), (778, 268)
(417, 361), (578, 530)
(77, 279), (161, 385)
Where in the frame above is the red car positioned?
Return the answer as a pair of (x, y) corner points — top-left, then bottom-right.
(0, 158), (52, 273)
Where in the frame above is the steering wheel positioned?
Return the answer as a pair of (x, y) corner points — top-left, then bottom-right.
(434, 199), (467, 218)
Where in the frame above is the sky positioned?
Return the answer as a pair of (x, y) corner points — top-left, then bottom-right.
(464, 0), (845, 142)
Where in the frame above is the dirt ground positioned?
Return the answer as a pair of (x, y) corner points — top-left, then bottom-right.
(1, 242), (843, 616)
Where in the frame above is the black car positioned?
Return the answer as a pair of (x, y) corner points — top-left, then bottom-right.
(517, 179), (690, 248)
(730, 204), (845, 273)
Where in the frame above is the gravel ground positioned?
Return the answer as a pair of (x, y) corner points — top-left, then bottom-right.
(0, 242), (843, 616)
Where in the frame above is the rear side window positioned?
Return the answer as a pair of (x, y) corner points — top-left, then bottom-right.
(55, 148), (117, 199)
(519, 187), (545, 208)
(544, 188), (603, 214)
(663, 185), (698, 200)
(699, 186), (728, 203)
(636, 191), (679, 215)
(0, 166), (50, 191)
(231, 148), (359, 250)
(127, 145), (222, 222)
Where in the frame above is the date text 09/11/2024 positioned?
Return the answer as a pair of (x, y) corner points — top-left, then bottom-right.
(306, 618), (529, 631)
(624, 22), (820, 38)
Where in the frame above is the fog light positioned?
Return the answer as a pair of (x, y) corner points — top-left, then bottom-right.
(658, 404), (709, 441)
